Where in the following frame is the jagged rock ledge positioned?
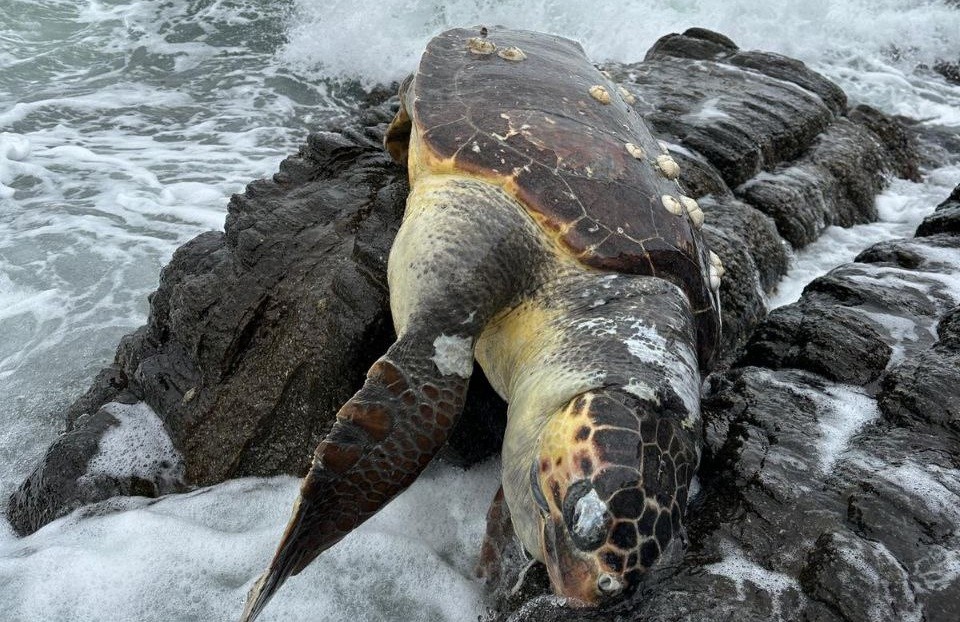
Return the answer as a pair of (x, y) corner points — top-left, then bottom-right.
(7, 26), (921, 590)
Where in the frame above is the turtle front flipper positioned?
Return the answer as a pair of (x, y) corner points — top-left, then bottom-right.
(240, 174), (549, 622)
(240, 336), (472, 622)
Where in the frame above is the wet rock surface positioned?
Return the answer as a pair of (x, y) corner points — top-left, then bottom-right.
(6, 33), (935, 622)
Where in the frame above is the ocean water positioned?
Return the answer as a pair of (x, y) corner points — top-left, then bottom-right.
(1, 1), (959, 620)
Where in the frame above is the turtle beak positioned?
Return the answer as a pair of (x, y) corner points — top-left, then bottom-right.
(541, 515), (612, 606)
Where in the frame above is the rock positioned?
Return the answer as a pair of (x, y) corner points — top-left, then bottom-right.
(736, 119), (890, 248)
(7, 402), (186, 536)
(878, 304), (960, 436)
(916, 183), (960, 236)
(612, 30), (913, 250)
(898, 117), (960, 170)
(8, 29), (920, 545)
(7, 408), (122, 536)
(933, 59), (960, 85)
(847, 105), (922, 182)
(799, 531), (922, 622)
(737, 302), (892, 384)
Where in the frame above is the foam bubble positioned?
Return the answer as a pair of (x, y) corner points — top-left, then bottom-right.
(0, 459), (500, 622)
(704, 544), (800, 618)
(810, 385), (880, 472)
(760, 372), (881, 472)
(83, 402), (184, 484)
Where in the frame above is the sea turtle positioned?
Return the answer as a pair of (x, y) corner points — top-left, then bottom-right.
(240, 25), (722, 620)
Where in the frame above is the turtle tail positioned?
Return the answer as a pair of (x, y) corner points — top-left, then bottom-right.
(239, 343), (471, 622)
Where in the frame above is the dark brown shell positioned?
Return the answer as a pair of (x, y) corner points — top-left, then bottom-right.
(388, 26), (721, 367)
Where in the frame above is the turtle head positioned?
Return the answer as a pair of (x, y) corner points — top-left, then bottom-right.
(530, 390), (697, 605)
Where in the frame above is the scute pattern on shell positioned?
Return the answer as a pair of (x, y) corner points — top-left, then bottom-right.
(406, 26), (721, 364)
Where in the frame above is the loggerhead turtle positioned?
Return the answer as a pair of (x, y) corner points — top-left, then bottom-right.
(240, 25), (722, 620)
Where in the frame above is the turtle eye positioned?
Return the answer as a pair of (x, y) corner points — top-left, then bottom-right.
(563, 479), (609, 551)
(530, 461), (550, 514)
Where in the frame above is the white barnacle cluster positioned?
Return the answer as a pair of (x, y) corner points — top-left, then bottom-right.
(655, 154), (680, 180)
(709, 250), (725, 292)
(624, 142), (645, 159)
(623, 128), (708, 234)
(431, 334), (474, 378)
(498, 46), (526, 61)
(661, 194), (684, 216)
(617, 85), (637, 105)
(466, 36), (496, 55)
(588, 84), (611, 104)
(661, 193), (704, 229)
(681, 196), (704, 228)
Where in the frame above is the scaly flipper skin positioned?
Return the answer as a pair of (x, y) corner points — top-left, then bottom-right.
(239, 343), (470, 621)
(240, 175), (550, 621)
(476, 486), (515, 587)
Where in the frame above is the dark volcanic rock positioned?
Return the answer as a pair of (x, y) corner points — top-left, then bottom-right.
(916, 183), (960, 236)
(799, 531), (921, 622)
(613, 27), (915, 250)
(933, 59), (960, 85)
(878, 304), (960, 435)
(737, 118), (891, 248)
(7, 401), (186, 536)
(8, 25), (921, 562)
(737, 302), (892, 384)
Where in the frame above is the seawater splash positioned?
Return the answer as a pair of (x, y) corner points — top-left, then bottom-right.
(0, 0), (339, 491)
(770, 165), (960, 308)
(0, 460), (499, 622)
(281, 0), (960, 123)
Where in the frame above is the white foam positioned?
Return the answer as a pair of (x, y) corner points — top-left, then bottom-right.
(913, 543), (960, 592)
(0, 459), (500, 622)
(704, 544), (800, 619)
(759, 372), (880, 472)
(835, 539), (923, 622)
(848, 454), (960, 525)
(770, 167), (960, 309)
(83, 402), (184, 486)
(853, 308), (920, 367)
(810, 385), (880, 473)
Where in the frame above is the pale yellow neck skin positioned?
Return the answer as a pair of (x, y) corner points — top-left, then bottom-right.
(476, 291), (607, 560)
